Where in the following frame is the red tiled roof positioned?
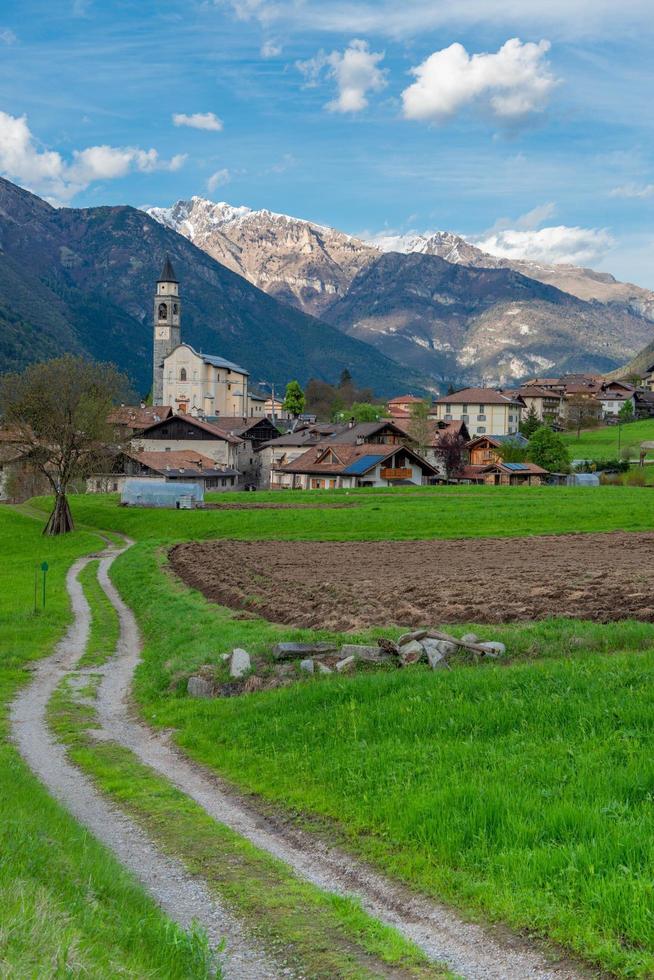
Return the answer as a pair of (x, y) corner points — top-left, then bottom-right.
(392, 418), (467, 447)
(276, 441), (436, 476)
(125, 450), (236, 477)
(434, 387), (523, 406)
(387, 395), (426, 405)
(108, 405), (173, 428)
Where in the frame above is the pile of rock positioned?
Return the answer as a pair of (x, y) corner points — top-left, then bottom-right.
(186, 630), (506, 697)
(391, 629), (505, 669)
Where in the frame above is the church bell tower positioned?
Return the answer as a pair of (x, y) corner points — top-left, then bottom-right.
(152, 256), (181, 405)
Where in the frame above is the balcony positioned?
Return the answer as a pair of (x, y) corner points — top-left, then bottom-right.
(381, 467), (413, 480)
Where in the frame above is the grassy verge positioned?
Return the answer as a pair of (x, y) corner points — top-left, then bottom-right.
(77, 559), (120, 667)
(0, 508), (215, 978)
(46, 562), (446, 979)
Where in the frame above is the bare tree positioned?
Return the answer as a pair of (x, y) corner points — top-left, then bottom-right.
(566, 393), (601, 438)
(0, 355), (131, 534)
(407, 399), (433, 455)
(437, 430), (466, 481)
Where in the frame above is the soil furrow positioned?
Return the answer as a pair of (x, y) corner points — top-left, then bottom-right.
(169, 533), (654, 630)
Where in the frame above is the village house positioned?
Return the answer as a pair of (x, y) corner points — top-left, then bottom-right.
(206, 416), (283, 485)
(467, 433), (529, 467)
(324, 419), (409, 447)
(599, 382), (635, 417)
(501, 386), (563, 423)
(88, 450), (238, 494)
(634, 389), (654, 418)
(258, 422), (346, 489)
(387, 395), (433, 420)
(108, 404), (173, 439)
(131, 414), (243, 470)
(457, 460), (549, 486)
(433, 388), (523, 437)
(272, 441), (438, 490)
(392, 418), (470, 475)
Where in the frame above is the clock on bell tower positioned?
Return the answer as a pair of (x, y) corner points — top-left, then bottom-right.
(152, 255), (181, 405)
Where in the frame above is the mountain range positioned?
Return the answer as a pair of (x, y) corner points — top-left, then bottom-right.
(0, 176), (652, 395)
(0, 178), (421, 396)
(148, 196), (654, 385)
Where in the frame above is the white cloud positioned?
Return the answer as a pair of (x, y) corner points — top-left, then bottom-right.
(0, 111), (186, 204)
(0, 28), (17, 44)
(402, 38), (557, 125)
(217, 0), (654, 42)
(297, 39), (387, 113)
(609, 182), (654, 198)
(474, 225), (614, 266)
(207, 168), (231, 193)
(172, 112), (223, 132)
(261, 39), (282, 57)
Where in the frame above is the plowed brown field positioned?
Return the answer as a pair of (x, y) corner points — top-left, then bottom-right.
(169, 532), (654, 630)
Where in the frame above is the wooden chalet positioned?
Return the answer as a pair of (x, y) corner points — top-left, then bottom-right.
(272, 441), (438, 490)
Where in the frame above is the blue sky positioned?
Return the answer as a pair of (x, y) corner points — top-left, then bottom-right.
(1, 0), (654, 284)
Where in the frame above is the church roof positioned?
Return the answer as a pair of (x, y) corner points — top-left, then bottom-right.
(198, 351), (249, 376)
(158, 255), (178, 283)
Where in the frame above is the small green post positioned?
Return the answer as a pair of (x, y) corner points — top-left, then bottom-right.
(41, 561), (49, 609)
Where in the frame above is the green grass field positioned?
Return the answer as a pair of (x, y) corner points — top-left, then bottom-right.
(23, 487), (650, 977)
(0, 508), (217, 977)
(69, 482), (654, 540)
(561, 418), (654, 460)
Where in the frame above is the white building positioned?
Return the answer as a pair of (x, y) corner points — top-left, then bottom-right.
(152, 257), (263, 418)
(433, 388), (523, 437)
(162, 344), (250, 418)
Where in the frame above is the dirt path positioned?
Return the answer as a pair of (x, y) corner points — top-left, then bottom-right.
(9, 546), (281, 980)
(93, 547), (591, 980)
(170, 533), (654, 630)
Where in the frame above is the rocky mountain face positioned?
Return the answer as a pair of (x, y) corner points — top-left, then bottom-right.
(0, 178), (420, 396)
(148, 197), (377, 317)
(148, 196), (654, 384)
(375, 229), (654, 321)
(322, 252), (654, 385)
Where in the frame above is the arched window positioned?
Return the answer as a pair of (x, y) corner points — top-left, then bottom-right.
(158, 302), (167, 320)
(180, 368), (187, 381)
(173, 303), (179, 315)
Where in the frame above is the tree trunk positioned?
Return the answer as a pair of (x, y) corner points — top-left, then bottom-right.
(43, 492), (74, 536)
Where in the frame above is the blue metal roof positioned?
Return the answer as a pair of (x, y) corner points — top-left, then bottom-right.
(503, 462), (529, 471)
(342, 454), (386, 475)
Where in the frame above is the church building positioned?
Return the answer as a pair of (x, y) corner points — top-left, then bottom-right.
(152, 257), (251, 418)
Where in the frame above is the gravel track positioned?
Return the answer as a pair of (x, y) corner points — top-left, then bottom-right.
(9, 547), (282, 980)
(93, 545), (593, 980)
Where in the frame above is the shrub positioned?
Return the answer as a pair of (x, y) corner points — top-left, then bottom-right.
(625, 468), (647, 486)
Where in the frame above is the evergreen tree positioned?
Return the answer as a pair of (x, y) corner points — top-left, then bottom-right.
(338, 369), (352, 388)
(528, 426), (570, 473)
(282, 380), (305, 418)
(520, 403), (541, 438)
(618, 399), (635, 423)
